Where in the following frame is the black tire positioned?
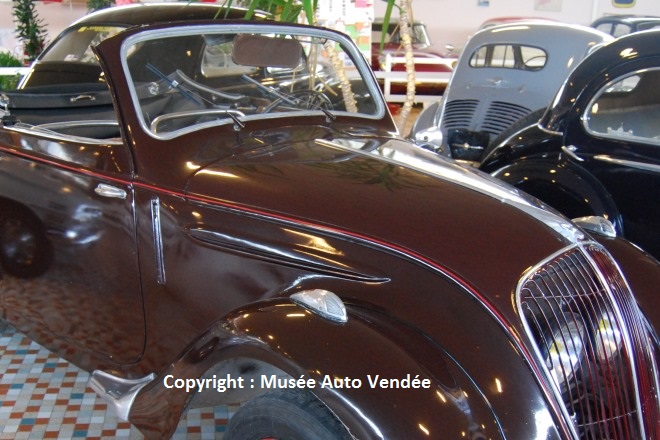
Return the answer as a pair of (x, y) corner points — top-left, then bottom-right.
(225, 389), (351, 440)
(0, 205), (52, 278)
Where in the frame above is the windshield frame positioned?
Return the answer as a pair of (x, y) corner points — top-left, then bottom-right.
(119, 23), (387, 140)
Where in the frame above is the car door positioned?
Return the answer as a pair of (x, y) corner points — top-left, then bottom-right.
(0, 129), (144, 364)
(565, 68), (660, 258)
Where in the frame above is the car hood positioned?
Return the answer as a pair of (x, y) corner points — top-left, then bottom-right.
(185, 127), (584, 299)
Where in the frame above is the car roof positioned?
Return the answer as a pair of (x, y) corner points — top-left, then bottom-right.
(591, 14), (660, 26)
(541, 28), (660, 132)
(478, 16), (557, 29)
(68, 2), (269, 28)
(466, 21), (611, 52)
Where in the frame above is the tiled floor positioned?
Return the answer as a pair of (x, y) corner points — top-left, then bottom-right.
(0, 320), (234, 439)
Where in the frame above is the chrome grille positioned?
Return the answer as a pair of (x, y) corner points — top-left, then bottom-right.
(518, 244), (659, 439)
(480, 101), (531, 136)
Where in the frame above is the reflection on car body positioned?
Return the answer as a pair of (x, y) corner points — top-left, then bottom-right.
(480, 29), (660, 261)
(0, 4), (658, 440)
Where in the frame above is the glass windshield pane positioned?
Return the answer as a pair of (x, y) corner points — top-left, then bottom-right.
(41, 26), (127, 63)
(124, 26), (380, 137)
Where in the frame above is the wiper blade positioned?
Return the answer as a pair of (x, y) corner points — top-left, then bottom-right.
(146, 63), (202, 106)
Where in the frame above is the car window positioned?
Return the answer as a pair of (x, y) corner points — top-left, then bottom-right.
(585, 68), (660, 145)
(594, 23), (613, 34)
(469, 44), (547, 71)
(371, 22), (430, 46)
(612, 23), (633, 37)
(200, 37), (258, 78)
(638, 22), (660, 31)
(40, 25), (127, 64)
(124, 26), (380, 138)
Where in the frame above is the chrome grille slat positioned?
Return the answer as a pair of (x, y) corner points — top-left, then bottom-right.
(518, 244), (660, 439)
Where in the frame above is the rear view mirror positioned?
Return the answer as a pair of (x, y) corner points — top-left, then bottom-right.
(232, 34), (302, 69)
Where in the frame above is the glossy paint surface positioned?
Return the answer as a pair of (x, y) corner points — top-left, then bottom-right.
(482, 30), (660, 259)
(0, 14), (656, 439)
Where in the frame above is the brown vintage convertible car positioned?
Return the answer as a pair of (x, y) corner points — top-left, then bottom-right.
(0, 4), (659, 439)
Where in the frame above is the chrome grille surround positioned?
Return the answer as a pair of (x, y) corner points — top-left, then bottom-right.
(517, 243), (660, 439)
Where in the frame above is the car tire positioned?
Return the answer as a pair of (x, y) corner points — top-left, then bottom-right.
(225, 389), (351, 440)
(0, 205), (52, 278)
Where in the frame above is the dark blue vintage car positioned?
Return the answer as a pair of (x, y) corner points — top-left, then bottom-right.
(480, 29), (660, 261)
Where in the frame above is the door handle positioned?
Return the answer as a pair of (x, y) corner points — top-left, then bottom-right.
(94, 183), (127, 199)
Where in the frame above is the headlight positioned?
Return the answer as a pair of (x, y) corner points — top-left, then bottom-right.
(594, 315), (622, 363)
(545, 319), (586, 388)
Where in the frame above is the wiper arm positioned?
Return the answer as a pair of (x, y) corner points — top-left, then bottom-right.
(146, 63), (202, 106)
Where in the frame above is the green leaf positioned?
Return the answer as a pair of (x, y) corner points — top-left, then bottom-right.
(380, 0), (397, 53)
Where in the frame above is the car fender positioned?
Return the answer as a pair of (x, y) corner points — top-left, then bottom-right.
(127, 296), (561, 439)
(490, 156), (624, 234)
(595, 234), (660, 338)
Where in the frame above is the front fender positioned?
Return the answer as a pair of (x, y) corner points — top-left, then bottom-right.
(491, 157), (624, 233)
(595, 234), (660, 339)
(128, 296), (563, 440)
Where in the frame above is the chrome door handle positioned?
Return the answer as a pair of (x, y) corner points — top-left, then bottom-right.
(94, 183), (127, 199)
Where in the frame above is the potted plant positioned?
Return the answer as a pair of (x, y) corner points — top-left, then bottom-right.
(12, 0), (48, 64)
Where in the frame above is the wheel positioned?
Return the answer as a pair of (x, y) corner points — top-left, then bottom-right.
(225, 389), (351, 440)
(0, 206), (52, 278)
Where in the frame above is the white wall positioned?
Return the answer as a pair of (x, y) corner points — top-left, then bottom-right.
(374, 0), (660, 53)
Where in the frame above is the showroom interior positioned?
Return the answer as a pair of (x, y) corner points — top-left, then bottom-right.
(0, 0), (660, 440)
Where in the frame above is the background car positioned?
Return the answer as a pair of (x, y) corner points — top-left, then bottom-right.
(480, 28), (660, 260)
(410, 22), (611, 161)
(591, 14), (660, 37)
(371, 18), (456, 96)
(0, 5), (658, 440)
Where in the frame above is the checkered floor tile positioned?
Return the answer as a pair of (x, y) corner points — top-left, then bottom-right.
(0, 320), (234, 439)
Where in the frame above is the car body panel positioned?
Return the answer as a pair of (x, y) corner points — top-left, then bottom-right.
(0, 128), (144, 364)
(410, 22), (611, 158)
(0, 8), (658, 439)
(482, 31), (660, 260)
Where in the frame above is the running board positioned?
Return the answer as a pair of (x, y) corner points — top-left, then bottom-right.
(89, 370), (156, 421)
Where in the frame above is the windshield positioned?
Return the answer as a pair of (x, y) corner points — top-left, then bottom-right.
(41, 25), (127, 63)
(123, 25), (382, 138)
(372, 22), (431, 47)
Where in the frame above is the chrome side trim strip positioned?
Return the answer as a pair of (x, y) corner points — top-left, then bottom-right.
(186, 227), (389, 283)
(151, 197), (166, 284)
(89, 370), (156, 421)
(594, 154), (660, 173)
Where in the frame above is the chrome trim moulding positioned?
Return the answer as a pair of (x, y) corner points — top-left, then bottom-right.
(151, 197), (166, 284)
(89, 370), (156, 421)
(594, 154), (660, 173)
